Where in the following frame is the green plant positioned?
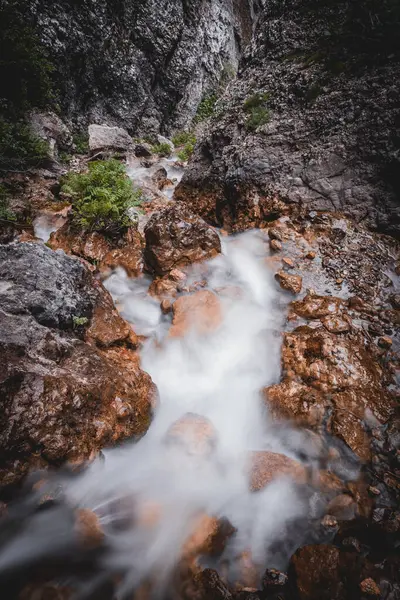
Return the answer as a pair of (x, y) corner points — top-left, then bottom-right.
(0, 118), (49, 170)
(73, 132), (89, 154)
(177, 140), (196, 162)
(58, 151), (72, 165)
(0, 184), (16, 221)
(243, 93), (270, 111)
(61, 159), (144, 235)
(172, 131), (196, 147)
(193, 94), (218, 124)
(151, 142), (172, 157)
(72, 315), (89, 328)
(243, 92), (271, 132)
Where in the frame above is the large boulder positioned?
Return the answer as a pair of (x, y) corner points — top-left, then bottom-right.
(28, 110), (73, 159)
(0, 243), (156, 487)
(144, 204), (221, 275)
(88, 124), (133, 153)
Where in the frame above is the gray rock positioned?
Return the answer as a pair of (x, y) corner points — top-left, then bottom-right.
(17, 0), (256, 135)
(156, 135), (174, 151)
(88, 124), (133, 153)
(178, 0), (400, 235)
(28, 110), (73, 158)
(0, 243), (96, 329)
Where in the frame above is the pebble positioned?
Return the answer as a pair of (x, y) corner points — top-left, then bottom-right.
(360, 578), (381, 596)
(282, 257), (295, 268)
(378, 336), (392, 349)
(270, 239), (282, 252)
(305, 251), (316, 259)
(268, 227), (283, 241)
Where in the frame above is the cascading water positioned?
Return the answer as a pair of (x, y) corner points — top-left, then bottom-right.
(0, 231), (356, 598)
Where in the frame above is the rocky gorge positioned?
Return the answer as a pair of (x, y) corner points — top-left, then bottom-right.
(0, 1), (399, 600)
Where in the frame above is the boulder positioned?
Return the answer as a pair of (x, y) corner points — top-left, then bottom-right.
(88, 124), (133, 153)
(144, 205), (221, 275)
(29, 110), (73, 158)
(291, 545), (342, 600)
(275, 271), (303, 295)
(169, 291), (222, 338)
(247, 451), (306, 492)
(0, 243), (155, 487)
(164, 413), (217, 456)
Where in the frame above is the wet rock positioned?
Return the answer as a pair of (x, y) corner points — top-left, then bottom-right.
(326, 494), (356, 520)
(360, 578), (381, 596)
(268, 228), (283, 241)
(261, 568), (288, 590)
(195, 568), (233, 600)
(306, 251), (316, 260)
(88, 124), (133, 153)
(134, 143), (153, 158)
(164, 413), (217, 456)
(152, 167), (169, 189)
(282, 257), (295, 269)
(321, 315), (351, 334)
(29, 110), (73, 159)
(378, 336), (393, 349)
(269, 239), (282, 252)
(291, 544), (342, 600)
(144, 205), (221, 275)
(291, 294), (343, 320)
(247, 450), (306, 491)
(160, 299), (173, 314)
(275, 271), (303, 295)
(0, 243), (155, 487)
(19, 582), (72, 600)
(169, 291), (222, 338)
(74, 508), (104, 549)
(184, 515), (234, 560)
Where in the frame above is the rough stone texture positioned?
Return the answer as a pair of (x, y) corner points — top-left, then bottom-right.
(0, 243), (155, 487)
(275, 271), (302, 295)
(177, 0), (400, 235)
(28, 110), (73, 158)
(144, 205), (221, 275)
(88, 124), (133, 153)
(248, 450), (306, 491)
(291, 545), (342, 600)
(16, 0), (256, 135)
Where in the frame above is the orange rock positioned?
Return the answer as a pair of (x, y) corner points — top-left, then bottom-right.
(282, 257), (295, 269)
(275, 271), (302, 294)
(169, 291), (221, 338)
(378, 336), (392, 349)
(74, 508), (104, 548)
(360, 578), (380, 596)
(247, 450), (307, 492)
(86, 288), (136, 347)
(291, 294), (343, 319)
(270, 239), (282, 252)
(291, 544), (340, 600)
(164, 413), (217, 456)
(160, 298), (173, 314)
(305, 251), (316, 260)
(321, 314), (351, 333)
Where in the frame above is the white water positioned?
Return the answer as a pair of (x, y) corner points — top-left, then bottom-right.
(0, 231), (339, 595)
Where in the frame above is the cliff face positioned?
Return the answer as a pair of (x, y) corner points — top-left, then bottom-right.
(14, 0), (255, 135)
(177, 0), (400, 235)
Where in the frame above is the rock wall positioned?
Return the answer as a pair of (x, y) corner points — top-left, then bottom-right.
(11, 0), (255, 135)
(176, 0), (400, 235)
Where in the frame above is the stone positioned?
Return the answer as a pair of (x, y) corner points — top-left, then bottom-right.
(269, 239), (282, 251)
(378, 336), (392, 349)
(169, 291), (222, 338)
(326, 494), (356, 520)
(160, 299), (173, 314)
(134, 143), (153, 158)
(321, 315), (351, 333)
(144, 205), (221, 275)
(88, 124), (133, 153)
(195, 568), (233, 600)
(261, 568), (288, 590)
(0, 243), (155, 487)
(29, 110), (73, 158)
(282, 257), (295, 268)
(291, 294), (343, 319)
(156, 135), (174, 151)
(184, 515), (234, 560)
(268, 227), (283, 241)
(291, 545), (341, 600)
(151, 167), (169, 189)
(164, 413), (217, 456)
(305, 251), (316, 260)
(74, 508), (104, 548)
(360, 578), (381, 596)
(247, 450), (306, 492)
(275, 271), (302, 294)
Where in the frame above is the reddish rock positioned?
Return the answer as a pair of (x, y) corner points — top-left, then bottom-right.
(291, 294), (343, 319)
(305, 251), (316, 259)
(291, 545), (342, 600)
(148, 276), (179, 300)
(360, 578), (380, 596)
(262, 568), (288, 590)
(74, 508), (104, 549)
(268, 227), (283, 241)
(164, 413), (217, 456)
(169, 290), (222, 338)
(144, 204), (221, 275)
(282, 257), (295, 269)
(184, 515), (234, 560)
(321, 314), (351, 333)
(326, 494), (356, 520)
(195, 568), (232, 600)
(160, 299), (173, 314)
(247, 450), (306, 491)
(275, 271), (302, 294)
(378, 336), (392, 349)
(269, 239), (282, 252)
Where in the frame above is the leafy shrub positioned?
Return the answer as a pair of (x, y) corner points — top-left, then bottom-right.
(0, 184), (16, 221)
(151, 142), (172, 157)
(61, 159), (143, 235)
(243, 92), (271, 132)
(72, 315), (89, 328)
(194, 94), (218, 124)
(172, 131), (196, 147)
(177, 141), (196, 162)
(73, 132), (89, 154)
(0, 118), (49, 170)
